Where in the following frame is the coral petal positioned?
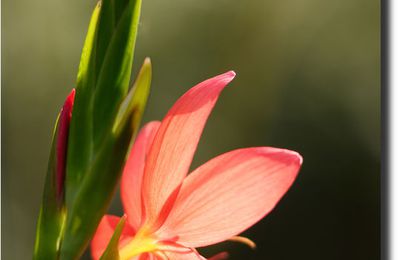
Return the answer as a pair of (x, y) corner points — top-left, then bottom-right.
(159, 147), (302, 247)
(162, 248), (205, 259)
(91, 215), (134, 260)
(141, 71), (236, 225)
(121, 121), (161, 229)
(138, 253), (153, 260)
(91, 215), (120, 260)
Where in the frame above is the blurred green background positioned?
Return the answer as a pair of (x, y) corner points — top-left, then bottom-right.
(2, 0), (380, 259)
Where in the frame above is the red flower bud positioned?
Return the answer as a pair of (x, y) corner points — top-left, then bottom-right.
(56, 89), (75, 197)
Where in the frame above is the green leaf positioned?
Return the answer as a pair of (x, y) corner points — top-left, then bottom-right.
(66, 2), (100, 204)
(60, 58), (151, 259)
(66, 0), (142, 206)
(61, 133), (129, 259)
(33, 115), (67, 260)
(76, 1), (101, 91)
(99, 215), (127, 260)
(95, 0), (129, 78)
(92, 0), (142, 147)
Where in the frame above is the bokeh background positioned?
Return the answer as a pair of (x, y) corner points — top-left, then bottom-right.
(2, 0), (380, 259)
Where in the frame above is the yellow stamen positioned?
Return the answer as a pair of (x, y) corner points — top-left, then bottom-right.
(228, 236), (257, 249)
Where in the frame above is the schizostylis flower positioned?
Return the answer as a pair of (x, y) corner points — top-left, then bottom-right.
(92, 71), (302, 259)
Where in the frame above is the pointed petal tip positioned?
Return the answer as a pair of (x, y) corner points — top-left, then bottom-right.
(221, 70), (236, 83)
(294, 151), (303, 165)
(256, 147), (303, 166)
(285, 149), (303, 166)
(226, 70), (236, 77)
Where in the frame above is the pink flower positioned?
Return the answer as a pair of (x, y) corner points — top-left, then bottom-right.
(91, 71), (302, 259)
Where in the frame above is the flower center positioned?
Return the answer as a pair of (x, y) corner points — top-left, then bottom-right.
(118, 227), (195, 259)
(118, 228), (158, 260)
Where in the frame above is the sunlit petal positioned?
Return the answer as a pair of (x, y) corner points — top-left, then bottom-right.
(121, 121), (161, 229)
(159, 147), (302, 247)
(141, 71), (236, 226)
